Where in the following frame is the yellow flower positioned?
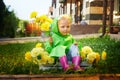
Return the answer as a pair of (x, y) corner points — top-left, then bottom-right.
(47, 56), (54, 64)
(80, 46), (93, 59)
(31, 47), (44, 57)
(40, 55), (48, 64)
(33, 58), (42, 64)
(101, 51), (107, 60)
(81, 46), (93, 54)
(39, 14), (47, 23)
(30, 11), (38, 18)
(87, 52), (96, 64)
(25, 51), (32, 61)
(36, 43), (42, 48)
(46, 18), (53, 23)
(95, 52), (100, 63)
(41, 22), (50, 31)
(35, 16), (41, 23)
(80, 53), (86, 60)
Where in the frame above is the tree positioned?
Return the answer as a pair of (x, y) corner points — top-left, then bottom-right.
(0, 0), (19, 38)
(0, 0), (6, 36)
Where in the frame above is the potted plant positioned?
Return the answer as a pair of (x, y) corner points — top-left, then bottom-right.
(111, 23), (120, 34)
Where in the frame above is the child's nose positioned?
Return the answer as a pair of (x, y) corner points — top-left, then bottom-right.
(64, 27), (67, 31)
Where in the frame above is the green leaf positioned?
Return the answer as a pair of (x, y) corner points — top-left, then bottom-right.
(37, 55), (41, 59)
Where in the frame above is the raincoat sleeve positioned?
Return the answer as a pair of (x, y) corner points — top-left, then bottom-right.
(44, 40), (53, 53)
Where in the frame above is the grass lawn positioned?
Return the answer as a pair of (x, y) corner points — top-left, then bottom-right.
(0, 35), (120, 74)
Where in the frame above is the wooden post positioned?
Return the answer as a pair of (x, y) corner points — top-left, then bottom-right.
(109, 0), (114, 33)
(65, 0), (67, 13)
(79, 0), (83, 21)
(101, 0), (107, 37)
(75, 0), (78, 23)
(70, 0), (72, 15)
(63, 3), (65, 14)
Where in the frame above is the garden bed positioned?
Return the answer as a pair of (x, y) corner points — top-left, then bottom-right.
(0, 35), (120, 75)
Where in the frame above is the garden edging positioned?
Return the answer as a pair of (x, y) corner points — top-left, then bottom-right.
(0, 74), (120, 80)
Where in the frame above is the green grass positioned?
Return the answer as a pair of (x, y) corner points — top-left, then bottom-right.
(0, 35), (120, 74)
(78, 35), (120, 74)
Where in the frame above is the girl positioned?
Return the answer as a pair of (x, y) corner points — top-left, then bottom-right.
(45, 14), (84, 71)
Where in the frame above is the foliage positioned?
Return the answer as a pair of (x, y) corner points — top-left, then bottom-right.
(78, 35), (120, 73)
(30, 11), (53, 37)
(0, 35), (120, 74)
(16, 20), (28, 37)
(80, 46), (106, 64)
(0, 0), (19, 38)
(98, 25), (109, 33)
(16, 11), (53, 37)
(25, 43), (54, 66)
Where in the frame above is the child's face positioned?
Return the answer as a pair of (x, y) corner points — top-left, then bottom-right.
(58, 18), (71, 36)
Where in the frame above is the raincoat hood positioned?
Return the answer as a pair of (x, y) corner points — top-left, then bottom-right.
(51, 17), (60, 35)
(51, 17), (70, 37)
(51, 14), (72, 36)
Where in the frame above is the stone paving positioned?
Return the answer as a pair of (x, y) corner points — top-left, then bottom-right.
(0, 33), (120, 45)
(109, 33), (120, 40)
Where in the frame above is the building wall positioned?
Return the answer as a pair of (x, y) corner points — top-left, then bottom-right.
(66, 3), (76, 24)
(113, 0), (120, 24)
(52, 0), (60, 18)
(82, 0), (87, 19)
(83, 0), (103, 25)
(52, 0), (75, 24)
(51, 0), (119, 25)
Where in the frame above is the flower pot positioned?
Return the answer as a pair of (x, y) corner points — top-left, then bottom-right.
(111, 26), (120, 34)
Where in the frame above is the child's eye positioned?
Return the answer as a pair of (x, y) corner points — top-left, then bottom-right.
(67, 26), (70, 28)
(61, 26), (65, 28)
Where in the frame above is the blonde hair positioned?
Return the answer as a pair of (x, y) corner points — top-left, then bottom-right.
(58, 14), (72, 23)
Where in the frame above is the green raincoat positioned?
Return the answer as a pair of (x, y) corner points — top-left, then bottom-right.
(45, 18), (75, 57)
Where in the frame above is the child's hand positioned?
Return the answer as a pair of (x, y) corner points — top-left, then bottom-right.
(49, 37), (53, 45)
(74, 42), (78, 46)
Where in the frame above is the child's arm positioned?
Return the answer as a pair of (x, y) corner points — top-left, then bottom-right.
(71, 35), (78, 45)
(44, 38), (53, 53)
(74, 42), (78, 45)
(49, 36), (53, 45)
(72, 36), (82, 51)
